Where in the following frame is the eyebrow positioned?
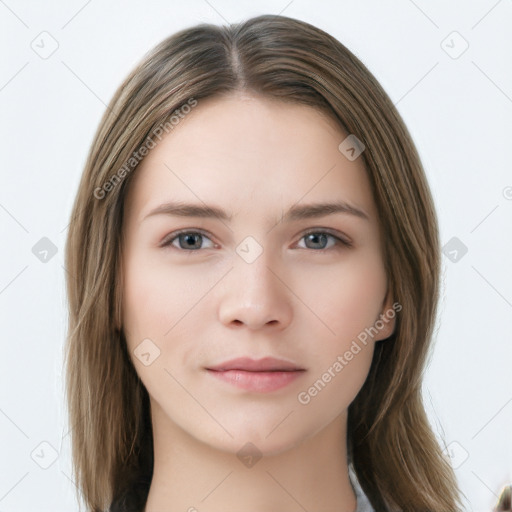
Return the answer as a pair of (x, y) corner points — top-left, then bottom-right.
(142, 200), (370, 223)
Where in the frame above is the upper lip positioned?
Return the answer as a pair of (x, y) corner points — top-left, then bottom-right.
(206, 357), (305, 372)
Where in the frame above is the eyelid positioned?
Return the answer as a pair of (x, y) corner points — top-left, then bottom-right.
(159, 227), (353, 250)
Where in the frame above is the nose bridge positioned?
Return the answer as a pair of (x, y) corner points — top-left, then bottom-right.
(218, 233), (291, 328)
(234, 233), (281, 299)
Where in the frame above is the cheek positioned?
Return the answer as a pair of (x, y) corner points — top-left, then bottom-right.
(122, 267), (168, 345)
(296, 251), (387, 346)
(122, 249), (197, 343)
(121, 250), (217, 387)
(292, 257), (384, 416)
(121, 252), (199, 401)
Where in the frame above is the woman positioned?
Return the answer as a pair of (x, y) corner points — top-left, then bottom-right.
(64, 14), (465, 512)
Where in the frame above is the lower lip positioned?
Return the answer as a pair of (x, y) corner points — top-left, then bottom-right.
(206, 369), (305, 392)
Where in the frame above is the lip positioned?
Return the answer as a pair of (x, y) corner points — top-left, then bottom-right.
(206, 357), (304, 372)
(206, 369), (305, 392)
(205, 357), (306, 393)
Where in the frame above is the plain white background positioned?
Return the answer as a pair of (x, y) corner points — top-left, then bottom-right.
(1, 1), (511, 511)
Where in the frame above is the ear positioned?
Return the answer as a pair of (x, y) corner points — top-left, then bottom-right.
(373, 285), (398, 342)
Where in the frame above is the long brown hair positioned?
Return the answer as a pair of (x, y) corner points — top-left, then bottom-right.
(64, 14), (465, 511)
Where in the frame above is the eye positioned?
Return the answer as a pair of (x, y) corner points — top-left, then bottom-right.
(296, 229), (352, 251)
(160, 229), (216, 251)
(160, 229), (352, 252)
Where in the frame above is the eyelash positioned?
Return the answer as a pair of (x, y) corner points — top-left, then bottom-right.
(160, 228), (353, 252)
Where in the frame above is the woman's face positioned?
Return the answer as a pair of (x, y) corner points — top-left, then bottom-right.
(121, 92), (395, 456)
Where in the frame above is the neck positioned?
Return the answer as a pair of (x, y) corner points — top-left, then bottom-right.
(144, 400), (357, 512)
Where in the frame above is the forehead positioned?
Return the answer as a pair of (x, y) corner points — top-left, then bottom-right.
(124, 93), (376, 224)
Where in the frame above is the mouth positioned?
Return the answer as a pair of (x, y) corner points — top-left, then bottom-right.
(206, 356), (304, 372)
(205, 368), (306, 392)
(205, 357), (306, 393)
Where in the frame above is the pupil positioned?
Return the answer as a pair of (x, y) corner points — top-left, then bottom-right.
(308, 233), (326, 249)
(184, 234), (200, 248)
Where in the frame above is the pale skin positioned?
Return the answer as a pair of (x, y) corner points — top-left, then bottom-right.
(120, 91), (396, 512)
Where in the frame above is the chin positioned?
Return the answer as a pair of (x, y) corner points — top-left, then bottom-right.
(196, 418), (313, 460)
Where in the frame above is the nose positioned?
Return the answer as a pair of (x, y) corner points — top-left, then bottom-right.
(217, 248), (293, 331)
